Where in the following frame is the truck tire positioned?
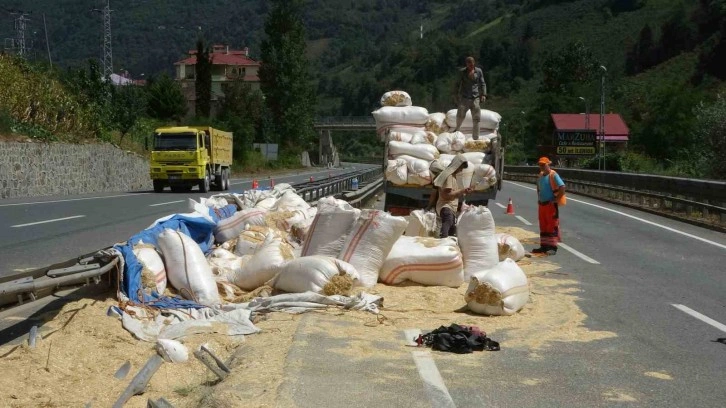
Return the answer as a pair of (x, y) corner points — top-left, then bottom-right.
(214, 174), (223, 191)
(199, 173), (210, 193)
(153, 180), (164, 193)
(223, 169), (230, 190)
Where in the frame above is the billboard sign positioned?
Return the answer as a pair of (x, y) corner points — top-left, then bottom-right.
(555, 130), (597, 156)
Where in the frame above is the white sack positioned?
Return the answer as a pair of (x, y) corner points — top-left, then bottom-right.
(380, 90), (412, 107)
(227, 233), (292, 291)
(380, 236), (464, 287)
(214, 208), (267, 243)
(271, 256), (360, 294)
(301, 198), (360, 257)
(463, 138), (492, 153)
(445, 108), (502, 131)
(429, 154), (456, 175)
(426, 112), (449, 134)
(158, 229), (220, 306)
(434, 132), (466, 153)
(395, 154), (432, 174)
(495, 233), (526, 262)
(338, 210), (408, 287)
(462, 152), (486, 165)
(388, 130), (414, 143)
(407, 170), (432, 186)
(465, 259), (529, 315)
(234, 229), (267, 256)
(255, 197), (278, 211)
(386, 159), (409, 185)
(405, 209), (438, 237)
(274, 190), (310, 212)
(156, 339), (189, 363)
(133, 245), (167, 295)
(470, 164), (497, 191)
(372, 106), (429, 127)
(388, 140), (439, 161)
(457, 206), (499, 280)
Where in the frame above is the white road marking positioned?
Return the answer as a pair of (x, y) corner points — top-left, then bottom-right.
(507, 181), (726, 251)
(11, 215), (85, 228)
(515, 215), (533, 226)
(557, 242), (600, 264)
(672, 304), (726, 333)
(149, 200), (184, 207)
(0, 193), (151, 207)
(494, 202), (506, 209)
(403, 329), (456, 407)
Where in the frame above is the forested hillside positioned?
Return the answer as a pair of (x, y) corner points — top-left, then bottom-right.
(1, 0), (724, 177)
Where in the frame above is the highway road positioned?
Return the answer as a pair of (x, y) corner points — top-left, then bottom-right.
(274, 180), (726, 407)
(0, 165), (374, 278)
(1, 170), (725, 407)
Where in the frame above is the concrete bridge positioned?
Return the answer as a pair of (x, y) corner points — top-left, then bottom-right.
(312, 117), (376, 166)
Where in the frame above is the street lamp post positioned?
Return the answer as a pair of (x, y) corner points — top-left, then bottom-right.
(578, 96), (590, 131)
(599, 65), (607, 171)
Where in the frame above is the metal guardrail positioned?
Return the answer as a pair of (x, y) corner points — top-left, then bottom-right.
(504, 166), (726, 232)
(293, 167), (382, 203)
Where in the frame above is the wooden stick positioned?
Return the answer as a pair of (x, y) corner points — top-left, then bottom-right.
(113, 354), (164, 408)
(201, 345), (230, 373)
(193, 350), (228, 381)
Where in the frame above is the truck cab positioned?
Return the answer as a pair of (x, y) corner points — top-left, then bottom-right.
(149, 126), (232, 193)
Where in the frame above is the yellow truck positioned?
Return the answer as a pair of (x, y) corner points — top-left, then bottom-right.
(149, 126), (233, 193)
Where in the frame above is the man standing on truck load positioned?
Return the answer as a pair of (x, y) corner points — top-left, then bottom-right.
(431, 154), (473, 238)
(453, 56), (487, 140)
(533, 157), (566, 255)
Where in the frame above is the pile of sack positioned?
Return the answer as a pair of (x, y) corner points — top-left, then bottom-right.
(374, 90), (500, 192)
(123, 180), (531, 317)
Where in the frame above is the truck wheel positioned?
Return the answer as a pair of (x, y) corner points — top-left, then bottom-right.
(199, 173), (210, 193)
(153, 180), (164, 193)
(223, 169), (230, 190)
(214, 174), (223, 191)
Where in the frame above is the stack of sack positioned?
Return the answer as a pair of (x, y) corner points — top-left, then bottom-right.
(373, 89), (501, 191)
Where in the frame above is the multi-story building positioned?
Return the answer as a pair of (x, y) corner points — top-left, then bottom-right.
(174, 44), (261, 116)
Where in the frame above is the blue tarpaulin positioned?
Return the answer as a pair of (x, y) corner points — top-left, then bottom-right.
(114, 204), (237, 309)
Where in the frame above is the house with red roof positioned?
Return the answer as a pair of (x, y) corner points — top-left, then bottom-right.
(174, 44), (261, 116)
(551, 113), (630, 143)
(542, 113), (629, 161)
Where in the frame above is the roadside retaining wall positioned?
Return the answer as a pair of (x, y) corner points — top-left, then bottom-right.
(0, 141), (151, 199)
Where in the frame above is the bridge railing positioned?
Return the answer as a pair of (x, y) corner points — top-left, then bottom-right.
(293, 167), (382, 203)
(504, 166), (726, 232)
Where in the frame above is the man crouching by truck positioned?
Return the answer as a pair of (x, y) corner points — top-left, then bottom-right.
(429, 154), (472, 238)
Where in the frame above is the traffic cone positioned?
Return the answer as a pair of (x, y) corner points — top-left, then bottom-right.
(252, 179), (258, 189)
(269, 176), (275, 188)
(505, 197), (515, 215)
(310, 176), (314, 182)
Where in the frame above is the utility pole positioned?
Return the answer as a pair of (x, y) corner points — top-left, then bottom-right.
(599, 65), (607, 171)
(7, 11), (31, 57)
(92, 0), (113, 78)
(43, 13), (52, 68)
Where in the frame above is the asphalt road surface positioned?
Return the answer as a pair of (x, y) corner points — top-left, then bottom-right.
(0, 164), (375, 278)
(276, 180), (726, 407)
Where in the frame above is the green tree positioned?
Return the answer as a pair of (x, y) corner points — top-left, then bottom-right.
(146, 74), (187, 121)
(259, 0), (317, 152)
(218, 80), (265, 160)
(692, 95), (726, 178)
(113, 85), (148, 142)
(195, 37), (212, 118)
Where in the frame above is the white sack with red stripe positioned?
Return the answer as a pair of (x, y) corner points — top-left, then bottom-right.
(301, 198), (360, 257)
(133, 245), (167, 295)
(227, 233), (292, 290)
(388, 141), (440, 161)
(444, 108), (501, 131)
(495, 233), (526, 262)
(380, 236), (463, 287)
(405, 209), (438, 237)
(457, 206), (499, 280)
(271, 256), (360, 293)
(214, 208), (267, 243)
(338, 209), (408, 287)
(465, 259), (529, 315)
(158, 229), (220, 306)
(372, 106), (429, 136)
